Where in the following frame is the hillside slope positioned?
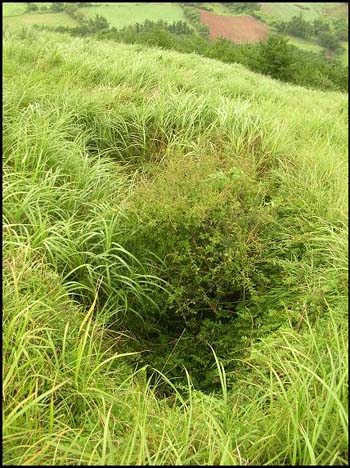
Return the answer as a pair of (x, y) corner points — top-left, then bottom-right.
(3, 29), (348, 465)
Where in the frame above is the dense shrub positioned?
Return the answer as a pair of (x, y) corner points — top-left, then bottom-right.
(255, 34), (295, 81)
(121, 153), (277, 390)
(119, 19), (193, 36)
(276, 13), (313, 39)
(50, 2), (64, 13)
(317, 30), (342, 51)
(27, 2), (38, 12)
(332, 17), (348, 41)
(222, 2), (261, 14)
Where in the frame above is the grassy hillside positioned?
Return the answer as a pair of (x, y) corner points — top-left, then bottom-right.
(3, 11), (77, 27)
(259, 2), (347, 22)
(2, 2), (28, 16)
(3, 28), (348, 465)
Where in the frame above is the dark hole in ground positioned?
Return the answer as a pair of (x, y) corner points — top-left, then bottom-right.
(127, 286), (250, 396)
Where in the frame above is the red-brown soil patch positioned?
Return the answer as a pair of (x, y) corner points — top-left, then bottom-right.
(200, 11), (269, 43)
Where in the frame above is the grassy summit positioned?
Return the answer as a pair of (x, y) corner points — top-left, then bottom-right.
(3, 28), (348, 465)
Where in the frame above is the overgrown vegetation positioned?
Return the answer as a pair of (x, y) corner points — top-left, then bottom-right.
(3, 26), (348, 465)
(222, 2), (261, 15)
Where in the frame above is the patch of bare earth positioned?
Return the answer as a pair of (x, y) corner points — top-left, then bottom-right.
(200, 11), (269, 43)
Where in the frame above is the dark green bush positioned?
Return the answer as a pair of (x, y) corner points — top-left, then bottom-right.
(120, 153), (281, 391)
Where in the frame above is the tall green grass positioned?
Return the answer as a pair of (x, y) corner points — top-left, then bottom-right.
(3, 28), (348, 465)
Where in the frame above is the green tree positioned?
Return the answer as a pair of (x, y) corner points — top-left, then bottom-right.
(143, 27), (173, 48)
(275, 20), (288, 34)
(207, 37), (238, 63)
(286, 14), (313, 39)
(65, 4), (78, 18)
(313, 18), (331, 36)
(332, 17), (348, 42)
(258, 35), (295, 82)
(88, 14), (110, 33)
(318, 31), (341, 52)
(51, 2), (64, 12)
(27, 3), (38, 12)
(223, 2), (260, 14)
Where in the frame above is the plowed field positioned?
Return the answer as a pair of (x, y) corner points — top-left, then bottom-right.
(200, 11), (269, 43)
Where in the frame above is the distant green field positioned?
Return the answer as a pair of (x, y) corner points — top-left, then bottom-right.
(260, 2), (346, 22)
(286, 36), (347, 68)
(3, 12), (77, 28)
(81, 2), (187, 28)
(2, 2), (28, 16)
(287, 35), (323, 53)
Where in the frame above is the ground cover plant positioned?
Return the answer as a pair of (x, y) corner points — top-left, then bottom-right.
(2, 26), (348, 465)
